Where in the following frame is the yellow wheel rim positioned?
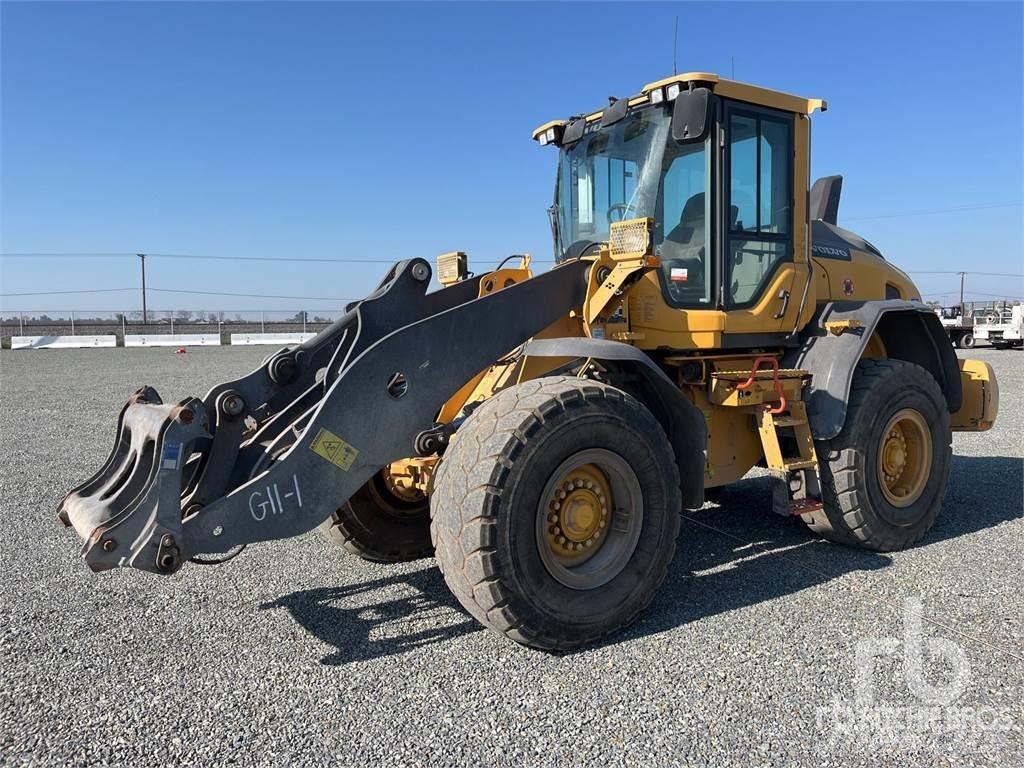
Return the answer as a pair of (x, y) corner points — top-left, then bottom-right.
(543, 463), (613, 566)
(877, 409), (931, 508)
(535, 449), (643, 590)
(381, 463), (427, 504)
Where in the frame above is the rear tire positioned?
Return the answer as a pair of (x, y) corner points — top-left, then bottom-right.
(960, 332), (975, 349)
(802, 360), (951, 552)
(317, 471), (432, 562)
(430, 377), (681, 650)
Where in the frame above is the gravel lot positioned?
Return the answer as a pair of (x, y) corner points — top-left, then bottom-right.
(1, 346), (1021, 767)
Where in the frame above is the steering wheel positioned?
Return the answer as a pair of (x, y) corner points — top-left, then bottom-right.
(607, 202), (638, 223)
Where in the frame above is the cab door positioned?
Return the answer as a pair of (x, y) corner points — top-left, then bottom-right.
(720, 101), (810, 339)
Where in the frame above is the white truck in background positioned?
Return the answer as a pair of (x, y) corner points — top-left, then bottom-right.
(974, 304), (1023, 349)
(934, 305), (976, 348)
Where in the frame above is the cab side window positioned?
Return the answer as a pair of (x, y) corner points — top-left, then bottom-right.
(727, 110), (793, 306)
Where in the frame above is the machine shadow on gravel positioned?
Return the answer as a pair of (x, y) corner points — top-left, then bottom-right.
(266, 455), (1021, 663)
(260, 565), (480, 665)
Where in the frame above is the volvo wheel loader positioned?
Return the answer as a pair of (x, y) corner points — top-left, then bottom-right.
(59, 72), (1000, 650)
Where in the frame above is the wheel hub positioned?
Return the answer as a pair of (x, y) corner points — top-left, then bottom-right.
(877, 409), (931, 508)
(545, 465), (610, 558)
(382, 461), (428, 504)
(535, 449), (644, 591)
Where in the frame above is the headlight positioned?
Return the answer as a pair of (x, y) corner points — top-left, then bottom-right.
(649, 87), (664, 105)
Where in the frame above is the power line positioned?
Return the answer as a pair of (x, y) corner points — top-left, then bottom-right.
(922, 290), (1023, 299)
(149, 287), (353, 301)
(0, 257), (138, 264)
(0, 251), (560, 266)
(0, 287), (137, 297)
(910, 270), (1024, 278)
(844, 201), (1021, 221)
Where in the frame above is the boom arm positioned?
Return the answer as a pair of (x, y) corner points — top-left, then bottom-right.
(59, 258), (589, 574)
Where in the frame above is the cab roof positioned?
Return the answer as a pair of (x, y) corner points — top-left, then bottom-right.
(532, 71), (827, 140)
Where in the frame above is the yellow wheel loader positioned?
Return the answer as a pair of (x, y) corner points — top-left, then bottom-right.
(59, 72), (999, 650)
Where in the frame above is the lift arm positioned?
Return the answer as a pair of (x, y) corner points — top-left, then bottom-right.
(58, 258), (589, 574)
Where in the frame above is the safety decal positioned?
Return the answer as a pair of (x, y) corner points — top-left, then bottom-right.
(310, 428), (359, 471)
(670, 267), (689, 283)
(160, 442), (182, 470)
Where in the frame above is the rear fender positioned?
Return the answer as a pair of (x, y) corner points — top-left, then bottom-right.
(783, 300), (962, 440)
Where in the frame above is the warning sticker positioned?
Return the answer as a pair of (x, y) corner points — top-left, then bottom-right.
(670, 267), (689, 283)
(310, 428), (359, 471)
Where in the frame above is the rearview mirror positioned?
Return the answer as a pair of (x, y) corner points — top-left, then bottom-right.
(671, 87), (712, 142)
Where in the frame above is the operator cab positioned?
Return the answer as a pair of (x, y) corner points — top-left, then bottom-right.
(535, 73), (828, 346)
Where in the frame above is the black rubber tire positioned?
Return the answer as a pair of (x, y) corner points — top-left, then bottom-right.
(960, 332), (975, 349)
(317, 471), (432, 562)
(802, 359), (951, 552)
(430, 376), (681, 651)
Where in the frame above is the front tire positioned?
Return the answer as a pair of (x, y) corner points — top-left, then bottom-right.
(430, 377), (681, 650)
(317, 470), (432, 562)
(802, 359), (951, 551)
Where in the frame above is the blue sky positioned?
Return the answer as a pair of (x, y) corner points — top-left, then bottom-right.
(1, 1), (1021, 314)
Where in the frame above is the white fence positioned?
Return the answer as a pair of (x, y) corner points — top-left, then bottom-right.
(124, 334), (222, 347)
(230, 332), (317, 346)
(11, 335), (118, 349)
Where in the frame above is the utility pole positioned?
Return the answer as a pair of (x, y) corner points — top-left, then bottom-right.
(958, 271), (966, 316)
(138, 253), (148, 325)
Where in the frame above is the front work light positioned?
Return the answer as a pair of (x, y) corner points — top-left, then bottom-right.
(666, 83), (682, 101)
(437, 251), (468, 286)
(533, 122), (565, 147)
(649, 87), (665, 105)
(609, 217), (656, 262)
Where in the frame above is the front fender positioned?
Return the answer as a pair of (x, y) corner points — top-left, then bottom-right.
(522, 337), (707, 509)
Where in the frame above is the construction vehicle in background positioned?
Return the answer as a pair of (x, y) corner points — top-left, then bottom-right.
(58, 72), (1000, 650)
(935, 305), (976, 348)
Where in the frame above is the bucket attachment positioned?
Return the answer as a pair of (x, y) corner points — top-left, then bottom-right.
(59, 388), (210, 573)
(57, 257), (588, 574)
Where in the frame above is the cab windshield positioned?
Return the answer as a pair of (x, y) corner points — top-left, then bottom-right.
(554, 103), (713, 306)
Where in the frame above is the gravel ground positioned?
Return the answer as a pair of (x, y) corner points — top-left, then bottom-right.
(1, 346), (1021, 767)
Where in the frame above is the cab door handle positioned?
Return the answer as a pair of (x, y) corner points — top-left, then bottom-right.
(773, 289), (790, 319)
